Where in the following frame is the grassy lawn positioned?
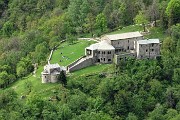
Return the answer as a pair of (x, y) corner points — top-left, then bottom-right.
(51, 40), (96, 66)
(108, 25), (143, 35)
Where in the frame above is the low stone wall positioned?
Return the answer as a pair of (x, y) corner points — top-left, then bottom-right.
(68, 57), (94, 72)
(67, 56), (86, 70)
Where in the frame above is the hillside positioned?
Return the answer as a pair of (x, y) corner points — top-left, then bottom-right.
(0, 0), (180, 120)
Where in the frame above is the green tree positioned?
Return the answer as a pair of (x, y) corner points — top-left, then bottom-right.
(33, 42), (49, 63)
(126, 113), (138, 120)
(166, 0), (180, 27)
(164, 109), (178, 120)
(83, 13), (95, 36)
(134, 11), (148, 32)
(58, 70), (67, 87)
(148, 104), (165, 120)
(2, 21), (15, 37)
(0, 71), (8, 88)
(16, 57), (33, 78)
(148, 0), (159, 26)
(57, 104), (72, 120)
(96, 13), (107, 33)
(66, 34), (77, 44)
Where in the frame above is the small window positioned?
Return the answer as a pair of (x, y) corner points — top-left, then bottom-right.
(152, 43), (154, 47)
(146, 49), (148, 52)
(127, 46), (129, 50)
(104, 58), (105, 61)
(98, 59), (100, 62)
(152, 49), (154, 52)
(98, 51), (100, 54)
(108, 59), (111, 62)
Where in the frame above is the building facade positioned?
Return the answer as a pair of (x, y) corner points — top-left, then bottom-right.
(41, 63), (65, 83)
(85, 40), (115, 63)
(102, 32), (143, 54)
(136, 39), (160, 59)
(67, 31), (161, 72)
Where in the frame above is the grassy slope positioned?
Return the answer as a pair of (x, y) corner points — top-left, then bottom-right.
(51, 40), (95, 66)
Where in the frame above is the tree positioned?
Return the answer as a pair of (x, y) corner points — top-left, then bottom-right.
(126, 113), (138, 120)
(172, 68), (180, 84)
(134, 11), (148, 32)
(33, 42), (49, 63)
(16, 57), (33, 78)
(2, 21), (15, 37)
(83, 13), (95, 36)
(148, 104), (165, 120)
(164, 109), (178, 120)
(0, 71), (9, 88)
(57, 104), (72, 120)
(96, 13), (107, 33)
(166, 0), (180, 27)
(148, 0), (159, 26)
(66, 34), (77, 44)
(58, 71), (67, 87)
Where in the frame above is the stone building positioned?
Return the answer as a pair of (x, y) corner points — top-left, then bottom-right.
(67, 31), (161, 72)
(102, 32), (143, 54)
(136, 39), (160, 59)
(41, 63), (66, 83)
(86, 40), (115, 63)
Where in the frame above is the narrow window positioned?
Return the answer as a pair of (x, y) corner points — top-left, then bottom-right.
(152, 49), (154, 52)
(104, 58), (105, 61)
(146, 49), (148, 52)
(127, 46), (129, 50)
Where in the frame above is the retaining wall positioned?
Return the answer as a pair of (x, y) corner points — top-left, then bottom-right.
(68, 57), (94, 72)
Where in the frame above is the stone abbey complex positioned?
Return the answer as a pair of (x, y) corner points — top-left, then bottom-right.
(67, 31), (160, 72)
(42, 31), (161, 83)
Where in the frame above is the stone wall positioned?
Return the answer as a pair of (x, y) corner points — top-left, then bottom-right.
(67, 56), (86, 70)
(68, 57), (94, 72)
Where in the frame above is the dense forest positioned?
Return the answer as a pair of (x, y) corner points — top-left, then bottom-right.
(0, 0), (180, 119)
